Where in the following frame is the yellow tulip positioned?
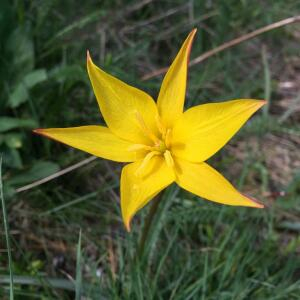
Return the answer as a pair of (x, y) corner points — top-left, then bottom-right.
(34, 29), (265, 231)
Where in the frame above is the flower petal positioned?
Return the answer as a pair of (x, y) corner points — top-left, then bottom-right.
(87, 52), (159, 144)
(157, 29), (197, 128)
(121, 156), (175, 231)
(172, 99), (265, 162)
(34, 126), (140, 162)
(175, 158), (264, 208)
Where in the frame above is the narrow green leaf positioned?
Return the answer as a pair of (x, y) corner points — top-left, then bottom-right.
(45, 11), (104, 46)
(7, 161), (60, 186)
(0, 156), (14, 299)
(7, 83), (29, 108)
(23, 69), (47, 88)
(262, 46), (271, 117)
(75, 229), (82, 300)
(0, 117), (37, 132)
(7, 69), (48, 108)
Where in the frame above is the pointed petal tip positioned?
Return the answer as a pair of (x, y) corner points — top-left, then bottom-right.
(123, 212), (132, 232)
(191, 28), (197, 35)
(253, 100), (267, 112)
(86, 50), (92, 63)
(124, 219), (131, 232)
(188, 28), (197, 42)
(242, 193), (264, 208)
(249, 99), (267, 109)
(259, 99), (267, 107)
(33, 128), (43, 135)
(32, 128), (51, 139)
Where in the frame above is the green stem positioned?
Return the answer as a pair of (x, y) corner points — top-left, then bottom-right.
(138, 195), (161, 258)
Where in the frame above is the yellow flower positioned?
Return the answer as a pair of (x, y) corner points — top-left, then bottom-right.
(34, 29), (265, 231)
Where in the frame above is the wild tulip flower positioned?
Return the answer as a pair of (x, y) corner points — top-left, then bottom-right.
(34, 29), (265, 231)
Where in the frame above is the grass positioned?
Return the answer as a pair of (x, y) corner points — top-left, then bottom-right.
(1, 157), (14, 299)
(1, 0), (300, 299)
(75, 229), (82, 300)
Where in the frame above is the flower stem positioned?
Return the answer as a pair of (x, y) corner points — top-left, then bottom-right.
(138, 195), (161, 258)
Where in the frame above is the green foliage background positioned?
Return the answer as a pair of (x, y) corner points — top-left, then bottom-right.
(0, 0), (300, 299)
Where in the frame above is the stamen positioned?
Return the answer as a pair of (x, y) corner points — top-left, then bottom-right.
(164, 150), (174, 168)
(127, 144), (153, 152)
(135, 111), (159, 143)
(165, 129), (171, 148)
(135, 151), (160, 177)
(155, 115), (166, 136)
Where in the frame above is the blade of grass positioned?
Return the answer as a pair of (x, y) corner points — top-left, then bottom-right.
(142, 185), (179, 261)
(75, 229), (82, 300)
(150, 227), (178, 299)
(262, 46), (271, 117)
(39, 191), (98, 216)
(0, 156), (14, 300)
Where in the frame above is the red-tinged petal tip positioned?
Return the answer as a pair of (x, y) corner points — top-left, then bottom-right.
(87, 50), (92, 63)
(242, 193), (264, 208)
(123, 214), (133, 232)
(254, 100), (267, 109)
(32, 129), (52, 140)
(259, 100), (267, 106)
(125, 220), (131, 232)
(32, 128), (43, 135)
(191, 28), (197, 35)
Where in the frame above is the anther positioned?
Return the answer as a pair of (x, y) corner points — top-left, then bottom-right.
(155, 115), (166, 136)
(164, 150), (174, 168)
(165, 129), (171, 148)
(135, 151), (160, 177)
(127, 144), (153, 152)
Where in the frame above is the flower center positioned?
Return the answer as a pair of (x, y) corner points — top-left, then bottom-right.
(128, 111), (175, 176)
(154, 139), (166, 153)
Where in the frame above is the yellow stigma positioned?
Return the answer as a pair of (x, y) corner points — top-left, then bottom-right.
(155, 140), (167, 153)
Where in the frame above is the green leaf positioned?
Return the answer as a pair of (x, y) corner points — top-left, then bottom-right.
(7, 161), (60, 186)
(49, 65), (87, 84)
(23, 69), (48, 88)
(0, 117), (38, 132)
(7, 83), (29, 108)
(6, 26), (34, 77)
(2, 148), (23, 169)
(8, 69), (48, 108)
(4, 133), (23, 149)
